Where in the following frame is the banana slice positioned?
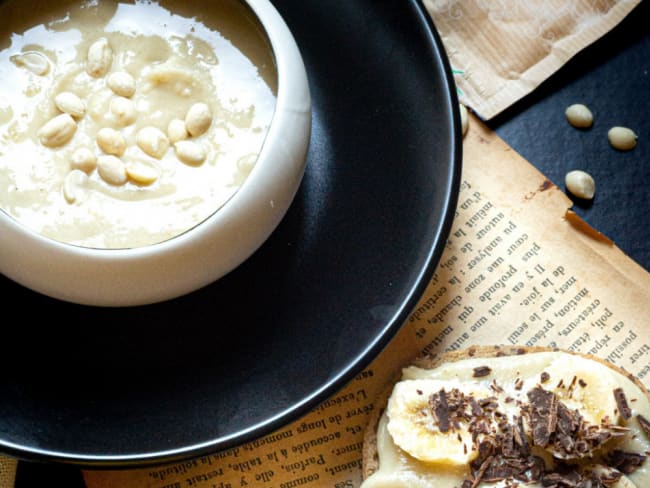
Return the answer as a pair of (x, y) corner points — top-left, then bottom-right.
(386, 379), (495, 466)
(522, 354), (626, 460)
(539, 354), (621, 426)
(612, 475), (636, 488)
(386, 353), (625, 467)
(589, 464), (637, 488)
(404, 352), (622, 428)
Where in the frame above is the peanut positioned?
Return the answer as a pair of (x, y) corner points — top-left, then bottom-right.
(63, 169), (88, 204)
(608, 126), (637, 151)
(107, 71), (136, 98)
(54, 92), (86, 119)
(565, 104), (593, 128)
(174, 140), (206, 165)
(96, 127), (126, 156)
(565, 170), (595, 200)
(459, 103), (469, 136)
(87, 38), (113, 78)
(167, 118), (189, 143)
(38, 114), (77, 147)
(70, 147), (97, 173)
(185, 102), (212, 137)
(125, 160), (160, 185)
(10, 51), (50, 76)
(97, 155), (127, 185)
(136, 126), (170, 159)
(109, 96), (137, 127)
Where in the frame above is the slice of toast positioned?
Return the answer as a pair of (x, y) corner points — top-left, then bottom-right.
(362, 345), (650, 485)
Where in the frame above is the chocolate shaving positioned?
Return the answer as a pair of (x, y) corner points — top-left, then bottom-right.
(425, 372), (647, 487)
(472, 457), (493, 487)
(527, 387), (558, 447)
(473, 366), (492, 378)
(469, 396), (483, 417)
(514, 416), (530, 456)
(465, 407), (546, 485)
(474, 440), (495, 463)
(592, 466), (623, 485)
(541, 469), (582, 487)
(525, 386), (629, 460)
(526, 456), (545, 483)
(637, 413), (650, 438)
(540, 464), (627, 487)
(490, 379), (504, 394)
(429, 388), (450, 433)
(501, 424), (516, 458)
(553, 402), (578, 455)
(540, 371), (550, 383)
(479, 396), (499, 411)
(613, 387), (632, 420)
(608, 449), (647, 475)
(472, 449), (545, 485)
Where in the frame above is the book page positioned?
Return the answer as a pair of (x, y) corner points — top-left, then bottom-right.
(83, 115), (650, 488)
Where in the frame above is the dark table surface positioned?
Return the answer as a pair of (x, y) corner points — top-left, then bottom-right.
(488, 1), (649, 273)
(13, 1), (649, 486)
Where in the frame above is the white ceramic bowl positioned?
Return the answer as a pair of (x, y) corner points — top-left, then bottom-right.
(0, 0), (311, 307)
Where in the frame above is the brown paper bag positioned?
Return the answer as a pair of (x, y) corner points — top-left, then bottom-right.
(424, 0), (642, 119)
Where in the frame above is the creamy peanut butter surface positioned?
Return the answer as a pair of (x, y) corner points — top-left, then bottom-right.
(0, 0), (276, 248)
(362, 351), (650, 488)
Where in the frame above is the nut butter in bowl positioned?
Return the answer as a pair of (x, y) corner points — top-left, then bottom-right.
(0, 0), (311, 306)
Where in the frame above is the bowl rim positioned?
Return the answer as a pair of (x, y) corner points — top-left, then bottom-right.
(0, 0), (312, 307)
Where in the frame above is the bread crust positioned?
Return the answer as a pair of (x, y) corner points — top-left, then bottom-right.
(361, 344), (650, 480)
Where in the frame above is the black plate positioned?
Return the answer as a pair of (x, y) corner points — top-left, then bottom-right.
(0, 0), (461, 467)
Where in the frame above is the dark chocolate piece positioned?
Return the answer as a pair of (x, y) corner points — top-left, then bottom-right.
(637, 413), (650, 438)
(473, 366), (492, 378)
(527, 387), (558, 447)
(429, 388), (450, 433)
(614, 387), (633, 420)
(608, 450), (647, 475)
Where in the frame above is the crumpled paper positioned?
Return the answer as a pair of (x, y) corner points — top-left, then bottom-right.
(424, 0), (641, 119)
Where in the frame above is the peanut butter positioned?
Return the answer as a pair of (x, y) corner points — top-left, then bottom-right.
(0, 0), (277, 248)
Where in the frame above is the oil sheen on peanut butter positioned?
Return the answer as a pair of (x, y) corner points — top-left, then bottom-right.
(0, 0), (277, 248)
